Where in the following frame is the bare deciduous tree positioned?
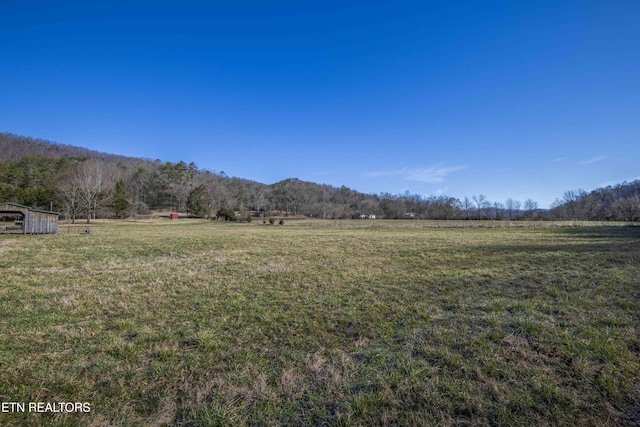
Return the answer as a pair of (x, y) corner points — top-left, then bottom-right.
(472, 194), (490, 219)
(563, 190), (579, 220)
(462, 197), (473, 220)
(505, 198), (520, 220)
(57, 176), (81, 224)
(614, 194), (640, 222)
(58, 160), (114, 223)
(493, 202), (504, 220)
(523, 199), (538, 219)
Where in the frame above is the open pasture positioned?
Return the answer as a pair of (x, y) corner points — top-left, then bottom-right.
(1, 220), (639, 425)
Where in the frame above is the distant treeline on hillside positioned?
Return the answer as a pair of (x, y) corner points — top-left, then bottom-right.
(1, 132), (639, 222)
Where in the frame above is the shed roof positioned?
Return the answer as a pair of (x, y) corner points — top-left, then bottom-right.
(0, 202), (60, 215)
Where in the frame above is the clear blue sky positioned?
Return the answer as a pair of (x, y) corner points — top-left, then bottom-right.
(2, 1), (639, 207)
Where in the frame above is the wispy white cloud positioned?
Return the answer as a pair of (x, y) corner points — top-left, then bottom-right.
(363, 165), (466, 184)
(362, 167), (409, 179)
(580, 155), (611, 165)
(548, 157), (567, 163)
(405, 165), (466, 183)
(435, 186), (449, 195)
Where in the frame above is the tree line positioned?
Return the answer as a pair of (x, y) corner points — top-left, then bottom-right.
(547, 183), (640, 222)
(1, 132), (638, 223)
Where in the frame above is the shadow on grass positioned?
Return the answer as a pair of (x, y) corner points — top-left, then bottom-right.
(474, 226), (640, 258)
(546, 225), (640, 240)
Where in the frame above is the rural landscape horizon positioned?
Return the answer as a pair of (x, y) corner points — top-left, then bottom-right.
(1, 131), (639, 223)
(2, 2), (639, 207)
(0, 133), (639, 425)
(1, 1), (640, 426)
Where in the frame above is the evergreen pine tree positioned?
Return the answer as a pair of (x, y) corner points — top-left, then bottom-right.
(186, 184), (211, 218)
(111, 180), (131, 218)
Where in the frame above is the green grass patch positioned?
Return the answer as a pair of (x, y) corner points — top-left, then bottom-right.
(1, 220), (639, 425)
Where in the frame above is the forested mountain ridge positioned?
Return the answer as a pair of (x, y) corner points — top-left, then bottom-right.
(0, 132), (137, 163)
(1, 132), (638, 222)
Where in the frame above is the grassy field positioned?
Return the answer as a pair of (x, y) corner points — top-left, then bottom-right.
(1, 220), (639, 426)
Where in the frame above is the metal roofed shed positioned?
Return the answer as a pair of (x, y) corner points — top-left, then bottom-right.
(0, 202), (60, 234)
